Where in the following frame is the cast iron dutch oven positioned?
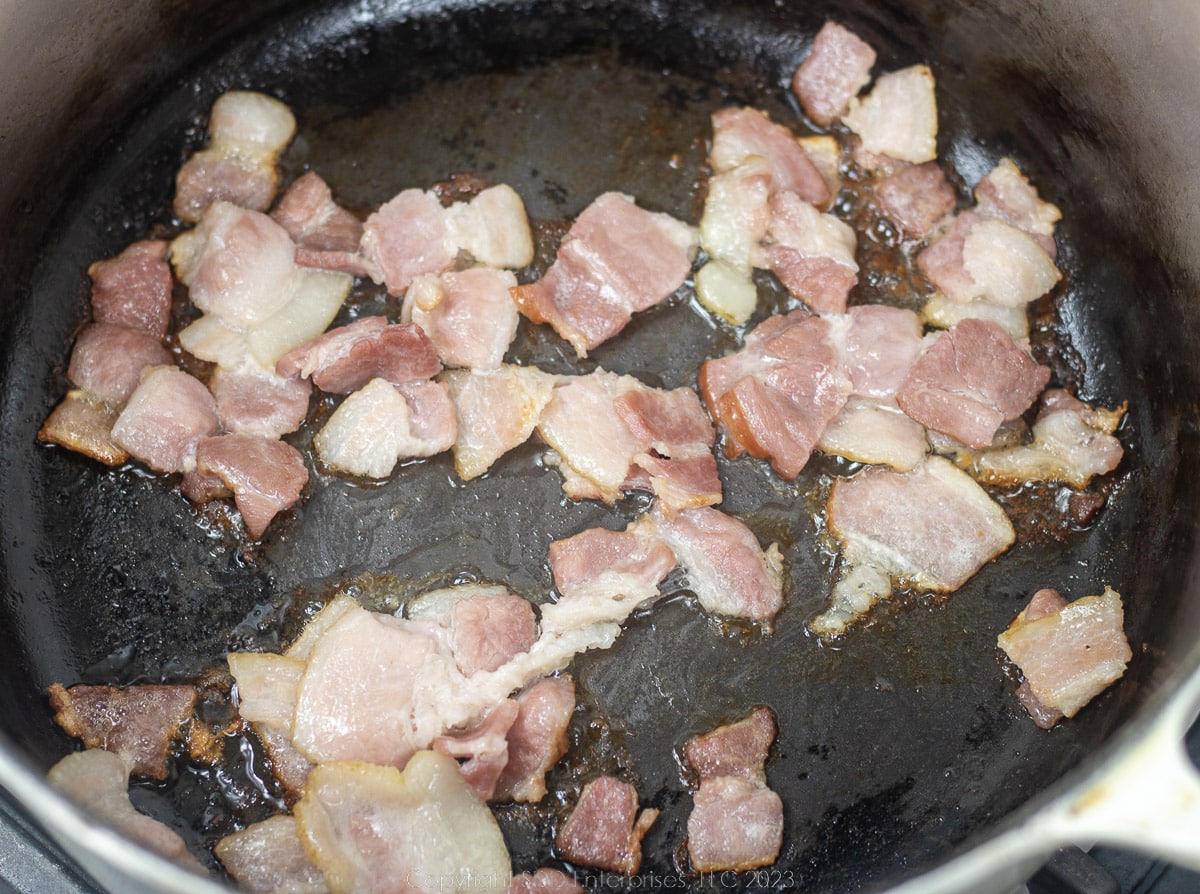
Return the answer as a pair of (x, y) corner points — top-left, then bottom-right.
(1, 0), (1198, 892)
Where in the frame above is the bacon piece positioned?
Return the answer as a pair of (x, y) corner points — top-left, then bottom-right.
(174, 91), (296, 223)
(683, 706), (776, 783)
(556, 776), (658, 875)
(896, 318), (1051, 448)
(827, 456), (1015, 594)
(37, 390), (128, 465)
(215, 815), (327, 894)
(538, 369), (719, 511)
(509, 869), (583, 894)
(295, 753), (511, 894)
(433, 699), (520, 801)
(87, 240), (173, 337)
(210, 367), (311, 439)
(688, 777), (784, 872)
(194, 434), (309, 539)
(701, 310), (852, 479)
(404, 267), (520, 370)
(651, 506), (784, 623)
(359, 188), (456, 296)
(313, 377), (456, 479)
(918, 211), (1060, 308)
(974, 157), (1061, 257)
(843, 65), (938, 165)
(921, 291), (1030, 341)
(791, 21), (877, 126)
(276, 316), (442, 394)
(228, 652), (305, 730)
(998, 586), (1131, 725)
(874, 162), (957, 239)
(47, 683), (197, 780)
(757, 190), (858, 313)
(817, 398), (928, 471)
(271, 170), (363, 253)
(710, 108), (831, 207)
(512, 193), (697, 357)
(443, 365), (558, 480)
(47, 750), (203, 871)
(834, 304), (925, 399)
(111, 366), (220, 473)
(493, 676), (575, 804)
(291, 607), (463, 767)
(956, 390), (1125, 488)
(172, 201), (300, 328)
(66, 322), (172, 407)
(549, 517), (677, 604)
(444, 183), (535, 269)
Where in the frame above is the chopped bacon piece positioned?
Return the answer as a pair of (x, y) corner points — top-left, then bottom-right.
(556, 775), (658, 875)
(509, 869), (583, 894)
(37, 390), (128, 466)
(174, 91), (296, 224)
(48, 683), (197, 780)
(974, 157), (1061, 257)
(210, 367), (311, 439)
(701, 310), (852, 479)
(549, 517), (677, 604)
(998, 586), (1131, 726)
(843, 65), (938, 165)
(445, 183), (535, 269)
(171, 201), (299, 328)
(47, 750), (203, 871)
(688, 776), (784, 872)
(791, 21), (877, 126)
(255, 724), (314, 798)
(228, 652), (305, 730)
(896, 318), (1051, 448)
(651, 506), (784, 623)
(359, 188), (456, 296)
(276, 316), (442, 394)
(833, 304), (925, 399)
(710, 108), (831, 207)
(955, 390), (1125, 488)
(66, 322), (171, 408)
(271, 170), (363, 253)
(512, 192), (697, 357)
(757, 191), (858, 314)
(215, 815), (327, 894)
(682, 707), (783, 872)
(874, 162), (958, 239)
(87, 240), (173, 337)
(313, 377), (456, 479)
(918, 211), (1060, 308)
(194, 434), (309, 539)
(443, 365), (559, 480)
(295, 754), (510, 894)
(111, 366), (220, 473)
(699, 154), (773, 276)
(817, 398), (928, 471)
(538, 369), (720, 511)
(683, 706), (776, 783)
(433, 699), (520, 801)
(404, 267), (520, 370)
(827, 456), (1015, 594)
(493, 676), (576, 804)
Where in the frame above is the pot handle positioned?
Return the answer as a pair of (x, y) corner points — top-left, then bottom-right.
(1033, 665), (1200, 870)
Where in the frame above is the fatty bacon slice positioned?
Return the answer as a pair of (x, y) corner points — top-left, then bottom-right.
(683, 707), (783, 872)
(537, 368), (721, 514)
(998, 586), (1131, 727)
(790, 20), (877, 127)
(812, 455), (1015, 637)
(512, 192), (698, 357)
(173, 91), (295, 224)
(295, 753), (511, 894)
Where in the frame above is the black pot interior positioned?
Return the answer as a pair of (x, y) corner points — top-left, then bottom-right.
(1, 0), (1198, 891)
